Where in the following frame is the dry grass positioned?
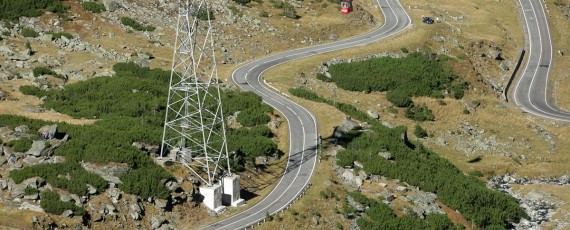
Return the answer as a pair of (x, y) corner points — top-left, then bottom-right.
(543, 1), (570, 110)
(256, 0), (570, 227)
(512, 183), (570, 229)
(0, 80), (96, 125)
(253, 158), (350, 230)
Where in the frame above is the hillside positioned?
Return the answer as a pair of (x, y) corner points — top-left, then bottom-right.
(0, 0), (569, 229)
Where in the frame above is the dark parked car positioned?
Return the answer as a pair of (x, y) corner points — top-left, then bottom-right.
(422, 17), (434, 24)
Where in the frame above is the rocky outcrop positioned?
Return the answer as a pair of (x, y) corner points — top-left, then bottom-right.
(82, 162), (130, 184)
(488, 174), (570, 229)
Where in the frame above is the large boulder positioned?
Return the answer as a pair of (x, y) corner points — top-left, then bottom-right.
(150, 216), (166, 230)
(366, 110), (380, 120)
(82, 162), (130, 184)
(38, 124), (57, 140)
(107, 188), (122, 203)
(26, 141), (46, 157)
(103, 0), (120, 12)
(21, 177), (46, 189)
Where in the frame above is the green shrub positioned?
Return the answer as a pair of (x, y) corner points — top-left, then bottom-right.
(11, 162), (107, 196)
(451, 84), (465, 99)
(413, 124), (428, 138)
(237, 108), (271, 127)
(0, 0), (68, 20)
(48, 32), (73, 40)
(316, 73), (332, 82)
(7, 138), (33, 152)
(258, 10), (269, 17)
(40, 190), (86, 216)
(119, 167), (171, 199)
(405, 104), (434, 121)
(81, 2), (106, 13)
(234, 0), (251, 5)
(33, 66), (57, 77)
(289, 88), (329, 104)
(120, 17), (156, 31)
(328, 52), (462, 107)
(21, 28), (39, 38)
(386, 89), (413, 107)
(280, 2), (299, 19)
(25, 186), (38, 195)
(400, 47), (409, 53)
(20, 85), (46, 97)
(468, 170), (484, 177)
(192, 8), (215, 21)
(336, 124), (528, 228)
(6, 62), (278, 198)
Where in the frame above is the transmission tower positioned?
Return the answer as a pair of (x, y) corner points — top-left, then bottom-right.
(161, 0), (231, 188)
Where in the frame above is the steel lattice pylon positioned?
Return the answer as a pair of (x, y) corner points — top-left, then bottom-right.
(161, 0), (230, 186)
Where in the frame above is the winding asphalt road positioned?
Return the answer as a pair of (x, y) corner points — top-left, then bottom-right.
(198, 0), (411, 229)
(512, 0), (570, 121)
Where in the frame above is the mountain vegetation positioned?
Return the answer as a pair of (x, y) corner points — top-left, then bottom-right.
(0, 0), (68, 20)
(326, 52), (466, 107)
(288, 87), (526, 229)
(7, 62), (277, 204)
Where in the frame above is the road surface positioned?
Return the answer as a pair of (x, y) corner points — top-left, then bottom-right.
(198, 0), (411, 229)
(512, 0), (570, 121)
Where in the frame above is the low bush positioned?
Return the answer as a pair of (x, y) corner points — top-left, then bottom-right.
(413, 124), (428, 138)
(405, 104), (435, 122)
(328, 52), (464, 108)
(237, 108), (271, 127)
(6, 138), (33, 152)
(11, 161), (107, 196)
(0, 0), (68, 20)
(8, 62), (278, 198)
(120, 17), (156, 31)
(192, 8), (215, 21)
(316, 73), (332, 82)
(48, 32), (73, 40)
(21, 28), (39, 38)
(40, 190), (86, 216)
(81, 2), (106, 13)
(33, 66), (57, 77)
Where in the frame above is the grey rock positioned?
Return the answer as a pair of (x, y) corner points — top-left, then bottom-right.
(154, 198), (168, 211)
(105, 204), (116, 214)
(10, 183), (27, 198)
(60, 194), (72, 203)
(312, 216), (319, 225)
(62, 209), (74, 218)
(93, 213), (104, 222)
(38, 124), (57, 140)
(87, 184), (97, 195)
(24, 193), (39, 200)
(39, 34), (53, 43)
(378, 151), (393, 160)
(26, 141), (46, 157)
(340, 169), (363, 188)
(382, 121), (395, 129)
(0, 157), (6, 166)
(14, 125), (30, 133)
(366, 110), (379, 119)
(346, 195), (365, 212)
(22, 177), (45, 189)
(82, 162), (130, 184)
(107, 188), (122, 203)
(130, 211), (142, 220)
(9, 163), (23, 170)
(165, 181), (180, 192)
(151, 215), (166, 230)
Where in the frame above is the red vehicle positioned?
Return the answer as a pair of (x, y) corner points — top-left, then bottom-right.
(341, 0), (353, 14)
